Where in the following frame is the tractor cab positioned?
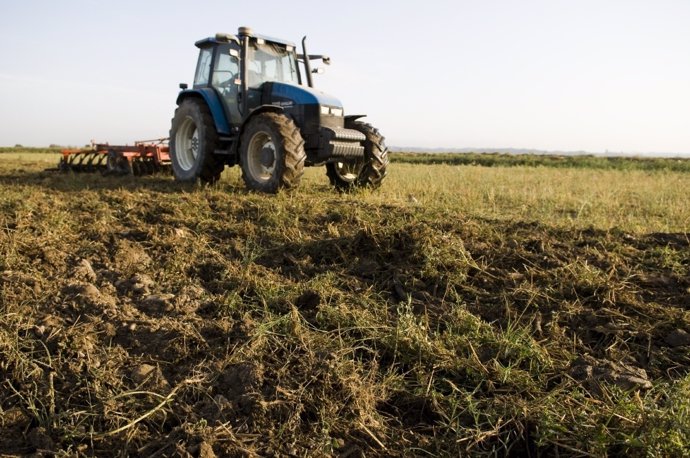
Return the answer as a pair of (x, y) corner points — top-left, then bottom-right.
(192, 32), (302, 124)
(169, 27), (388, 193)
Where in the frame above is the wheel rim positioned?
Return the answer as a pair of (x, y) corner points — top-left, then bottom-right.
(175, 116), (199, 171)
(247, 131), (276, 183)
(333, 161), (362, 182)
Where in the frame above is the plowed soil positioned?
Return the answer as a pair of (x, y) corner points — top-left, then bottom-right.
(1, 154), (689, 456)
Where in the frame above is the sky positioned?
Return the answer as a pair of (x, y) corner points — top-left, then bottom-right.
(0, 0), (689, 154)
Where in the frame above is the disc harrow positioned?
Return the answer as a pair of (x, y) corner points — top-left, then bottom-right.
(59, 150), (109, 173)
(57, 139), (171, 176)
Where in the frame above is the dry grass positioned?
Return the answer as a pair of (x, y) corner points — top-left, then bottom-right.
(0, 151), (688, 456)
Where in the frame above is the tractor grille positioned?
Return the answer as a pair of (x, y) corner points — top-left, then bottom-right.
(331, 141), (365, 157)
(329, 127), (366, 142)
(320, 127), (366, 158)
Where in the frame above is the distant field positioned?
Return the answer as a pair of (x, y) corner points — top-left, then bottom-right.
(1, 150), (688, 456)
(391, 150), (690, 173)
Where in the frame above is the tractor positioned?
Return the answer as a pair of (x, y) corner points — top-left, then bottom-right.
(169, 27), (388, 192)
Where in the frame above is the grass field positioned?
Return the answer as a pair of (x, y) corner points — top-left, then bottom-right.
(1, 149), (689, 456)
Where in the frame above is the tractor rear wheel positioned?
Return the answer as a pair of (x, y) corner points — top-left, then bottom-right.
(169, 99), (225, 183)
(240, 112), (306, 193)
(326, 120), (389, 191)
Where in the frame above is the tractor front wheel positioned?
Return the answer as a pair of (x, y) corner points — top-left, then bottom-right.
(169, 99), (224, 183)
(326, 160), (364, 191)
(326, 120), (389, 191)
(240, 112), (306, 193)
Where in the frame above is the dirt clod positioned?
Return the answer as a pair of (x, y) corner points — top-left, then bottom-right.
(72, 258), (97, 282)
(664, 329), (690, 347)
(27, 427), (54, 453)
(114, 240), (152, 274)
(570, 356), (653, 394)
(118, 273), (155, 295)
(140, 294), (176, 313)
(64, 282), (114, 307)
(2, 270), (36, 285)
(197, 441), (216, 458)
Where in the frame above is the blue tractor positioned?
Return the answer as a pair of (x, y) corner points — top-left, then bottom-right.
(170, 27), (389, 193)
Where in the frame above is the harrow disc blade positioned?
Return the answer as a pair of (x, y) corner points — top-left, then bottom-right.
(105, 150), (133, 176)
(131, 157), (167, 176)
(61, 151), (108, 173)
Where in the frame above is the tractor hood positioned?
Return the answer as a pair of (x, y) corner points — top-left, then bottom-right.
(268, 82), (342, 109)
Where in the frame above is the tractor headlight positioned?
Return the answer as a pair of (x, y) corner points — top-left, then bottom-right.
(320, 106), (344, 116)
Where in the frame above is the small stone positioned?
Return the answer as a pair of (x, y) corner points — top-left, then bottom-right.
(131, 364), (157, 384)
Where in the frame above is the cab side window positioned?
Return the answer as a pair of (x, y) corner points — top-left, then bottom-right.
(212, 51), (239, 86)
(194, 48), (213, 87)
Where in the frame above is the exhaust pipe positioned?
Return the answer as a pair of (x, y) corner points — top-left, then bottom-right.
(302, 36), (313, 88)
(239, 27), (251, 115)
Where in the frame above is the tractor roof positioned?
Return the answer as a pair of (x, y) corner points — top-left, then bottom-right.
(195, 32), (296, 49)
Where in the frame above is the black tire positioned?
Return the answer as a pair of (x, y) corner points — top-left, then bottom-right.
(326, 120), (389, 191)
(239, 112), (306, 193)
(169, 98), (225, 183)
(326, 159), (364, 192)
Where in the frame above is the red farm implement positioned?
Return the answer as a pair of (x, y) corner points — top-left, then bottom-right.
(58, 138), (171, 176)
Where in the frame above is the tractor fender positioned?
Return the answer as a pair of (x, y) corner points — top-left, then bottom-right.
(176, 89), (232, 136)
(231, 105), (285, 155)
(345, 114), (366, 123)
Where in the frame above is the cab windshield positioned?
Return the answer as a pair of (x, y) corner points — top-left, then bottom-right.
(247, 41), (299, 87)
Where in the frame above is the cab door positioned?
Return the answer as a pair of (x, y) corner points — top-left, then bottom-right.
(211, 44), (242, 128)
